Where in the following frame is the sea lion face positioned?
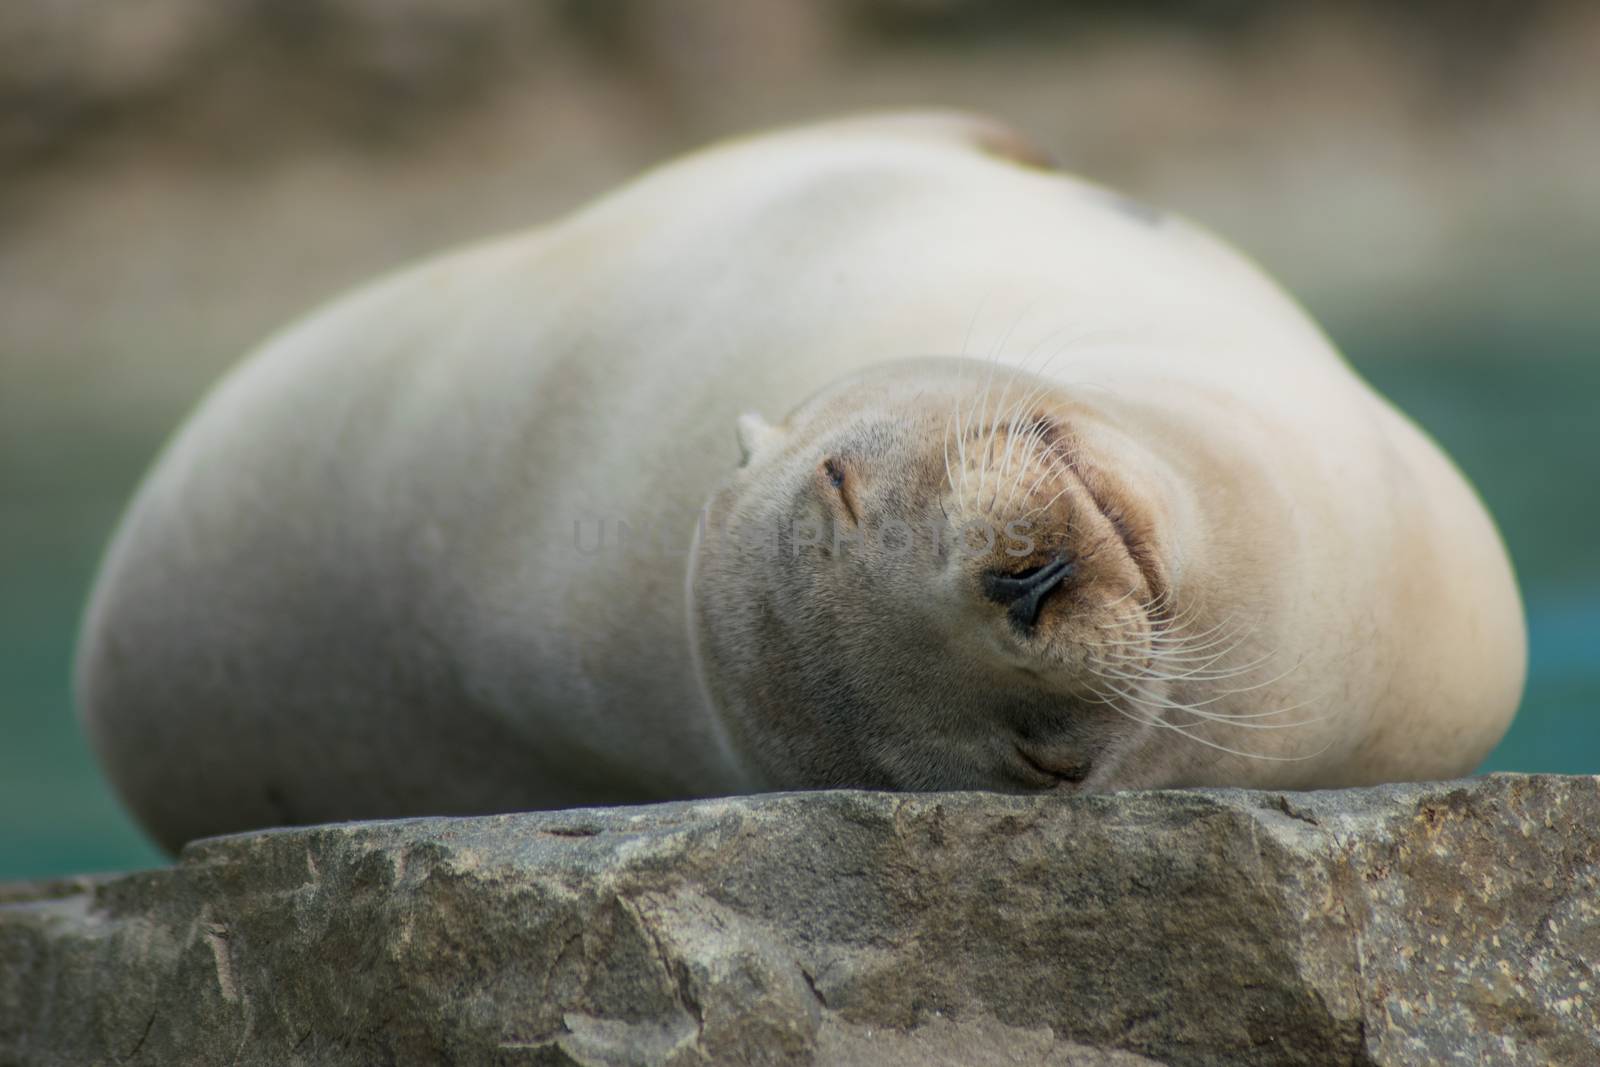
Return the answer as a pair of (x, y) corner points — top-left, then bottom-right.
(690, 358), (1190, 793)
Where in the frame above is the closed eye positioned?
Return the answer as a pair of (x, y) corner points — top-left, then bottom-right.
(820, 457), (858, 523)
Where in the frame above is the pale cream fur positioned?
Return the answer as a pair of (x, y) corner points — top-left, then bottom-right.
(76, 113), (1525, 850)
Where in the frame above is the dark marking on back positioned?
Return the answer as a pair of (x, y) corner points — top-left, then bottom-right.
(970, 123), (1060, 172)
(1099, 190), (1164, 227)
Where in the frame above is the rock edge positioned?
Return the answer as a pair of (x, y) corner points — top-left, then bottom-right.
(2, 774), (1597, 1066)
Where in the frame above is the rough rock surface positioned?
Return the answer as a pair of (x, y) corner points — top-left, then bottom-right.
(2, 775), (1597, 1066)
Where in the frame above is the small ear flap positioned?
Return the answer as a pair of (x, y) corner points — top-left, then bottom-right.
(735, 412), (781, 466)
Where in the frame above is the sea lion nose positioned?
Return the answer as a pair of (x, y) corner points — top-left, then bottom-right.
(983, 554), (1076, 631)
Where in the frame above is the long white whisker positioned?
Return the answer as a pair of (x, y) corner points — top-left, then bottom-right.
(1098, 623), (1255, 665)
(1093, 666), (1316, 719)
(973, 297), (1048, 512)
(942, 405), (959, 510)
(1098, 643), (1281, 685)
(1011, 435), (1075, 518)
(1090, 682), (1332, 757)
(989, 331), (1070, 494)
(1014, 436), (1077, 515)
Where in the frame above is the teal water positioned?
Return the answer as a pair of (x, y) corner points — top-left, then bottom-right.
(1, 320), (1595, 879)
(1355, 326), (1600, 776)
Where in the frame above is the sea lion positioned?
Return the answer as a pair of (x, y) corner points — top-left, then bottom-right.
(76, 113), (1526, 851)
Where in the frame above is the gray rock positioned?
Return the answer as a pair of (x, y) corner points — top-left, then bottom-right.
(2, 775), (1596, 1066)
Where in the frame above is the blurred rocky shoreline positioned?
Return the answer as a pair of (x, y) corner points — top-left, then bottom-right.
(4, 1), (1598, 435)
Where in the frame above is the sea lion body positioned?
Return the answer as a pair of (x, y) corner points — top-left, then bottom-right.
(77, 115), (1525, 850)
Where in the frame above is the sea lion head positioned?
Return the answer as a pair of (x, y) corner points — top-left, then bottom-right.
(690, 357), (1218, 793)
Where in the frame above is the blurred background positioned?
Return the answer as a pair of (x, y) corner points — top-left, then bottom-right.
(3, 0), (1596, 879)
